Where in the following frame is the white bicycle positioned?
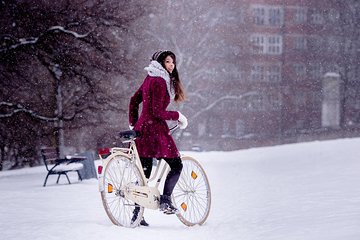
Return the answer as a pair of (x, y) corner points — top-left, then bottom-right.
(97, 126), (211, 227)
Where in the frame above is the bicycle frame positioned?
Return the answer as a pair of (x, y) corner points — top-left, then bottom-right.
(98, 137), (171, 210)
(98, 124), (211, 227)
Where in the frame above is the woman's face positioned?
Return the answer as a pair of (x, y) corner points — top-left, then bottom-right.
(164, 55), (175, 74)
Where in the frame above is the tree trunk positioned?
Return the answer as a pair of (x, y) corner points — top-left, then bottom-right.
(55, 65), (65, 158)
(0, 145), (4, 171)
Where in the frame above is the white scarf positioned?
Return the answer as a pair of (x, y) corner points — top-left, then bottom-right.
(144, 60), (175, 100)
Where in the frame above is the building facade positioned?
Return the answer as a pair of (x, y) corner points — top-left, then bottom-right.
(185, 0), (360, 150)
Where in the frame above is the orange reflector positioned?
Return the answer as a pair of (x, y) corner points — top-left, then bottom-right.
(108, 183), (113, 193)
(181, 202), (187, 212)
(191, 171), (198, 180)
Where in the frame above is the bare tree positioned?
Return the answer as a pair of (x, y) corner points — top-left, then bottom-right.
(0, 0), (150, 169)
(336, 0), (360, 127)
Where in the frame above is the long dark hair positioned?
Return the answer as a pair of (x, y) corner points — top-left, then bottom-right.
(155, 51), (186, 103)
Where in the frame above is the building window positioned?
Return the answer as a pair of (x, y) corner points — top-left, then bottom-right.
(221, 63), (243, 81)
(251, 34), (283, 55)
(294, 36), (307, 50)
(327, 37), (341, 53)
(269, 93), (282, 110)
(309, 36), (324, 51)
(251, 35), (265, 54)
(253, 7), (265, 25)
(252, 5), (283, 26)
(246, 95), (265, 111)
(251, 64), (265, 81)
(310, 63), (323, 78)
(294, 7), (307, 23)
(251, 64), (282, 82)
(224, 8), (245, 24)
(268, 65), (281, 81)
(267, 35), (282, 54)
(310, 9), (324, 24)
(294, 63), (306, 76)
(268, 7), (283, 26)
(328, 9), (340, 23)
(223, 119), (230, 136)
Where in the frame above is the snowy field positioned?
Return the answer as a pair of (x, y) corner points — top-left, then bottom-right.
(1, 138), (360, 240)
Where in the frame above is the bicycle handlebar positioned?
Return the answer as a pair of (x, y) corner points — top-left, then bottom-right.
(169, 124), (179, 134)
(119, 124), (179, 141)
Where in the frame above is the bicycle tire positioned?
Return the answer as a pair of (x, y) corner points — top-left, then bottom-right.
(173, 156), (211, 226)
(100, 153), (145, 228)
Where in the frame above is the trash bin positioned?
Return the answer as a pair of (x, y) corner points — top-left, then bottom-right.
(78, 151), (97, 180)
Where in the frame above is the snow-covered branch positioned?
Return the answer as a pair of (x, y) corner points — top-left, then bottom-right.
(0, 102), (57, 121)
(187, 91), (208, 101)
(0, 26), (91, 53)
(47, 26), (90, 38)
(190, 92), (259, 120)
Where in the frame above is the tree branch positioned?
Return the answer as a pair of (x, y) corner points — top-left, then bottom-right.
(0, 26), (91, 53)
(190, 92), (259, 120)
(0, 102), (57, 121)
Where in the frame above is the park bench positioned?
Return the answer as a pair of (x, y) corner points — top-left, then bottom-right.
(41, 147), (86, 187)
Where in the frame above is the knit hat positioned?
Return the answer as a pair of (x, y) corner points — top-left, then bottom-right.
(151, 51), (165, 61)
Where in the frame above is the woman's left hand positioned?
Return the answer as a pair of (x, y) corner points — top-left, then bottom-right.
(177, 112), (188, 129)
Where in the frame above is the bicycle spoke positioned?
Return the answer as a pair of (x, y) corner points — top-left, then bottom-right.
(101, 154), (145, 227)
(173, 157), (211, 226)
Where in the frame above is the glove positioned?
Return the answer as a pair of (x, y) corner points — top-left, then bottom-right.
(129, 125), (134, 130)
(177, 111), (188, 129)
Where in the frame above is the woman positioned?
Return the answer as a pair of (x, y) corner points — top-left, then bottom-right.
(129, 50), (188, 225)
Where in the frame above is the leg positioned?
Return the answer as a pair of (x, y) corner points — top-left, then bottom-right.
(140, 157), (153, 179)
(162, 157), (183, 196)
(77, 170), (82, 181)
(160, 157), (183, 214)
(56, 173), (61, 184)
(64, 173), (71, 184)
(131, 157), (152, 226)
(43, 173), (50, 187)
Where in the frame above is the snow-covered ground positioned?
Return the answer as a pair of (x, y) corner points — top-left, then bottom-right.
(1, 138), (360, 240)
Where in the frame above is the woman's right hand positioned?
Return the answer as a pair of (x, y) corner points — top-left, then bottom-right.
(177, 112), (188, 129)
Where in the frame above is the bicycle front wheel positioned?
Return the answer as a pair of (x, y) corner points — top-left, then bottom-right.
(101, 153), (145, 228)
(173, 156), (211, 226)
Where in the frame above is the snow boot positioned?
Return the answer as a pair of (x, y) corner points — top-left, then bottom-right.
(131, 205), (149, 226)
(139, 217), (149, 226)
(159, 195), (178, 214)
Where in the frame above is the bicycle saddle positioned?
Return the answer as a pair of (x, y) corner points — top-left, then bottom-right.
(119, 130), (140, 139)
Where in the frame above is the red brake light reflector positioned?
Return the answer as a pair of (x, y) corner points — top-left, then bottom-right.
(98, 166), (103, 175)
(98, 148), (110, 155)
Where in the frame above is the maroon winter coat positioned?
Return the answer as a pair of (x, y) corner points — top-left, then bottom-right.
(129, 75), (180, 158)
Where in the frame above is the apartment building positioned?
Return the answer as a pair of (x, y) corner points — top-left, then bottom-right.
(191, 0), (359, 149)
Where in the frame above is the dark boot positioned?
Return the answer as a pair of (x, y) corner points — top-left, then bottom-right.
(160, 195), (178, 214)
(139, 217), (149, 226)
(131, 205), (149, 226)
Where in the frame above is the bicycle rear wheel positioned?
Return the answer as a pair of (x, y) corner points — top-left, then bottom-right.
(173, 156), (211, 226)
(101, 153), (145, 227)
